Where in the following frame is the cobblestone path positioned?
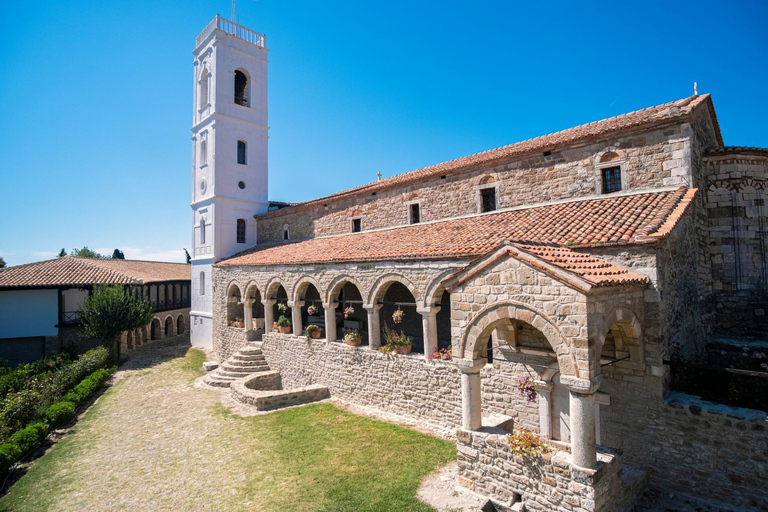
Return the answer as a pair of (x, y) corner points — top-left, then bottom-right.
(0, 338), (455, 512)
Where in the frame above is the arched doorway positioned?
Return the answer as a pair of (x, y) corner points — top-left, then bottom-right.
(164, 316), (173, 337)
(380, 281), (421, 353)
(227, 284), (244, 327)
(151, 318), (162, 340)
(177, 315), (185, 335)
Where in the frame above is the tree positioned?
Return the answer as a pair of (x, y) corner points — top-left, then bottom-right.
(111, 249), (125, 260)
(57, 248), (67, 258)
(183, 248), (191, 264)
(0, 257), (5, 268)
(79, 284), (155, 356)
(71, 247), (103, 259)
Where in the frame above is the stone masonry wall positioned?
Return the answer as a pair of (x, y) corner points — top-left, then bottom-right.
(703, 151), (768, 331)
(257, 123), (694, 244)
(456, 429), (640, 512)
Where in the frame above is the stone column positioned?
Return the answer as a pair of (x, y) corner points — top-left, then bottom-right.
(455, 358), (486, 431)
(262, 299), (276, 333)
(417, 306), (441, 357)
(323, 302), (338, 342)
(534, 381), (554, 439)
(288, 300), (305, 335)
(561, 375), (603, 469)
(363, 304), (383, 349)
(243, 299), (254, 331)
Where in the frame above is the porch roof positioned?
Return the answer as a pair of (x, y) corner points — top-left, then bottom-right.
(220, 187), (695, 287)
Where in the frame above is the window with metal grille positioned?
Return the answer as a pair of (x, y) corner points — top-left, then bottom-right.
(236, 219), (246, 244)
(601, 167), (622, 194)
(352, 218), (362, 233)
(481, 187), (496, 212)
(237, 141), (247, 165)
(410, 203), (420, 224)
(234, 70), (248, 106)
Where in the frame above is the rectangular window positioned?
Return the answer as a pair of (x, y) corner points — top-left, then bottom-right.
(352, 218), (362, 233)
(236, 219), (246, 244)
(601, 167), (622, 194)
(481, 187), (496, 213)
(237, 141), (247, 165)
(410, 203), (420, 224)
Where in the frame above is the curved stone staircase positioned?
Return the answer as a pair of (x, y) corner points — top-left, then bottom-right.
(203, 342), (271, 387)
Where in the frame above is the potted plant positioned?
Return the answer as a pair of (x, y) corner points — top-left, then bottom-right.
(278, 302), (288, 313)
(233, 316), (245, 328)
(277, 315), (292, 334)
(343, 328), (362, 346)
(305, 324), (322, 339)
(307, 304), (318, 316)
(383, 324), (413, 354)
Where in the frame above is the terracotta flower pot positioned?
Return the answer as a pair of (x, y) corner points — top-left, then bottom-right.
(394, 344), (412, 355)
(310, 330), (322, 339)
(279, 326), (291, 334)
(344, 337), (362, 346)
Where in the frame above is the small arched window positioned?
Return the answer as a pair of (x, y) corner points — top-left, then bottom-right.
(237, 219), (246, 244)
(237, 141), (247, 165)
(200, 271), (205, 296)
(200, 219), (206, 245)
(200, 140), (207, 165)
(234, 70), (248, 106)
(283, 225), (290, 241)
(199, 68), (210, 107)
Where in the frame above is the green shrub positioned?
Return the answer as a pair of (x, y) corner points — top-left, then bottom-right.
(10, 423), (47, 454)
(0, 389), (41, 435)
(62, 389), (83, 407)
(0, 443), (22, 475)
(45, 401), (75, 427)
(277, 315), (291, 327)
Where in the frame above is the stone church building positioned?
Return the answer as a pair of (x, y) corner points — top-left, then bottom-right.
(191, 16), (767, 512)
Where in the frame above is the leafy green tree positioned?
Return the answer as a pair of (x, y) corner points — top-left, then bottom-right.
(111, 249), (125, 260)
(70, 247), (103, 259)
(57, 248), (67, 258)
(79, 285), (154, 355)
(0, 257), (5, 268)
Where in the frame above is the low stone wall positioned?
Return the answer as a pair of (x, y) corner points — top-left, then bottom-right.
(261, 333), (464, 427)
(456, 429), (644, 512)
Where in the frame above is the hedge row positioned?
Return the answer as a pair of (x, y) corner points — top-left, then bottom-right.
(0, 347), (111, 442)
(0, 366), (116, 475)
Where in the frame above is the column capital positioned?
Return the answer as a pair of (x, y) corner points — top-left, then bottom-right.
(453, 357), (485, 374)
(322, 302), (339, 309)
(534, 380), (554, 392)
(560, 375), (603, 395)
(416, 306), (441, 317)
(243, 298), (255, 305)
(261, 299), (276, 306)
(287, 300), (305, 308)
(363, 303), (383, 312)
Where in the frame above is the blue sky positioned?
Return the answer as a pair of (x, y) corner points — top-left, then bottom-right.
(0, 0), (766, 266)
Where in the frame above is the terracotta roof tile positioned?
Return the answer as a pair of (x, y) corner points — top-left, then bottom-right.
(0, 257), (191, 289)
(704, 146), (768, 157)
(513, 244), (649, 288)
(259, 94), (719, 220)
(221, 187), (692, 269)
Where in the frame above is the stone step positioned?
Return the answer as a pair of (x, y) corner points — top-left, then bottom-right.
(226, 358), (267, 367)
(221, 361), (269, 372)
(203, 373), (237, 388)
(238, 346), (263, 356)
(231, 353), (265, 362)
(216, 367), (272, 378)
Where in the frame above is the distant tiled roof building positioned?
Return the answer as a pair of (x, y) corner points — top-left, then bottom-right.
(0, 257), (191, 364)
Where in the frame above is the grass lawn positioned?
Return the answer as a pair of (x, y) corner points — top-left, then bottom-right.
(0, 343), (456, 511)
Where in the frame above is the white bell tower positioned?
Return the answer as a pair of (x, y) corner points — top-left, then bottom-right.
(190, 16), (269, 349)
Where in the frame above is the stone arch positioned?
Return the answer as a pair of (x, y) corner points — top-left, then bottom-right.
(367, 273), (422, 306)
(597, 307), (643, 367)
(598, 150), (621, 163)
(422, 270), (456, 308)
(459, 301), (578, 377)
(244, 281), (262, 300)
(151, 317), (162, 340)
(164, 315), (174, 338)
(265, 278), (288, 300)
(226, 282), (244, 325)
(326, 275), (365, 304)
(478, 174), (496, 185)
(291, 275), (323, 303)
